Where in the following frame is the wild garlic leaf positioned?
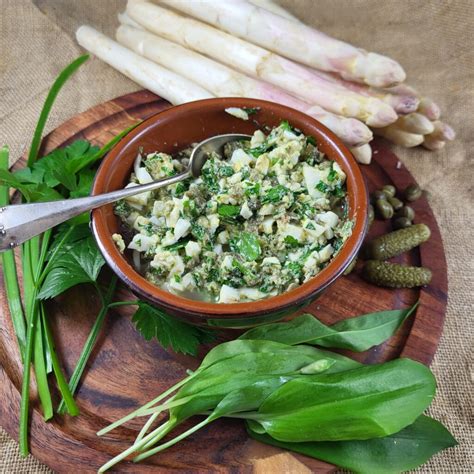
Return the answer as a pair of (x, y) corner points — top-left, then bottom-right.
(247, 415), (457, 474)
(38, 237), (104, 299)
(132, 302), (215, 356)
(230, 231), (261, 261)
(199, 340), (360, 375)
(253, 358), (436, 442)
(217, 204), (240, 217)
(239, 304), (418, 352)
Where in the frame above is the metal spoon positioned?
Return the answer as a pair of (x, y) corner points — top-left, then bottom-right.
(0, 133), (251, 252)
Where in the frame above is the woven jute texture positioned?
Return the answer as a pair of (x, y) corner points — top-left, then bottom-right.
(0, 0), (472, 472)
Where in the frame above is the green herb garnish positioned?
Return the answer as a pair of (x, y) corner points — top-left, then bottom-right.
(316, 181), (329, 193)
(262, 184), (288, 203)
(217, 204), (241, 217)
(284, 235), (300, 247)
(230, 231), (261, 261)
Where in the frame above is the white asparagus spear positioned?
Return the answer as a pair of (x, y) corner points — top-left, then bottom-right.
(422, 137), (446, 151)
(417, 97), (442, 121)
(311, 70), (419, 115)
(75, 26), (214, 105)
(426, 121), (456, 141)
(240, 1), (418, 115)
(117, 11), (143, 29)
(248, 0), (299, 21)
(116, 24), (372, 147)
(374, 126), (424, 148)
(158, 0), (406, 88)
(125, 2), (396, 127)
(349, 144), (372, 165)
(388, 85), (441, 121)
(396, 113), (435, 135)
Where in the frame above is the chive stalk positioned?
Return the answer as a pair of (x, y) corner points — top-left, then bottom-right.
(0, 146), (26, 357)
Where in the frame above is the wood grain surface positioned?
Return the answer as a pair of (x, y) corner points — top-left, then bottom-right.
(0, 91), (448, 473)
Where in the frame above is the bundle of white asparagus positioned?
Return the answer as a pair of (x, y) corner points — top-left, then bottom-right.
(75, 0), (455, 165)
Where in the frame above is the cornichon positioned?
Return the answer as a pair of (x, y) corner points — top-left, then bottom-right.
(367, 224), (431, 260)
(363, 260), (432, 288)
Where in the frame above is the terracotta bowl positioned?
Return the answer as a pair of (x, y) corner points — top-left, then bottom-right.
(91, 98), (368, 328)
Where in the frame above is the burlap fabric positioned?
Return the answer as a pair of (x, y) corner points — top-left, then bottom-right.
(0, 0), (472, 472)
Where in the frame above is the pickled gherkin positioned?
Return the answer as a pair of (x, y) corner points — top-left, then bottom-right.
(363, 260), (432, 288)
(367, 224), (431, 260)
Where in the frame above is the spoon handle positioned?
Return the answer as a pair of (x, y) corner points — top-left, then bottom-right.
(0, 170), (191, 251)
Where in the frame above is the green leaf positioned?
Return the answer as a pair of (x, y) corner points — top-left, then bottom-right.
(243, 107), (259, 115)
(316, 180), (329, 193)
(279, 120), (293, 132)
(230, 231), (261, 261)
(66, 122), (141, 173)
(251, 358), (436, 442)
(0, 169), (33, 200)
(217, 204), (240, 217)
(239, 304), (418, 352)
(211, 378), (293, 420)
(46, 223), (91, 260)
(24, 183), (64, 202)
(248, 415), (457, 474)
(132, 302), (215, 356)
(327, 163), (337, 182)
(284, 235), (299, 247)
(69, 168), (95, 198)
(13, 167), (45, 184)
(171, 347), (336, 422)
(38, 237), (104, 299)
(164, 238), (191, 252)
(261, 185), (288, 203)
(51, 154), (77, 191)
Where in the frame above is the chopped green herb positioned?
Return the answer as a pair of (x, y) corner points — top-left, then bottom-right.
(280, 120), (293, 132)
(286, 261), (303, 278)
(217, 204), (241, 217)
(174, 182), (186, 196)
(230, 232), (261, 261)
(327, 163), (337, 182)
(284, 235), (300, 247)
(244, 181), (261, 196)
(262, 185), (288, 203)
(164, 238), (190, 251)
(191, 223), (206, 241)
(331, 185), (346, 198)
(243, 107), (260, 115)
(218, 165), (234, 177)
(316, 181), (329, 193)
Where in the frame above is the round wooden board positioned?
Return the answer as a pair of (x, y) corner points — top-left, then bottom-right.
(0, 91), (448, 473)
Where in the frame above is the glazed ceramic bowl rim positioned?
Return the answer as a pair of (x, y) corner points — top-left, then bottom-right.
(91, 98), (368, 318)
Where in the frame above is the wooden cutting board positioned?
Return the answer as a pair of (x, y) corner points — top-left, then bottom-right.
(0, 90), (448, 473)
